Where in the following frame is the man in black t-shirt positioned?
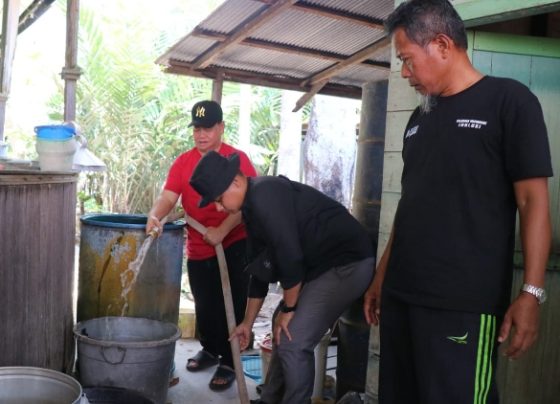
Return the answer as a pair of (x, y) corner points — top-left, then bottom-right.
(190, 151), (375, 404)
(363, 1), (553, 403)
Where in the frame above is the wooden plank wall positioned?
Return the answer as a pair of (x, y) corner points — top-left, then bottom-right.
(0, 173), (77, 372)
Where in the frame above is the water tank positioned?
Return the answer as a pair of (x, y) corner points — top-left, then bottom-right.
(77, 214), (184, 324)
(0, 170), (77, 371)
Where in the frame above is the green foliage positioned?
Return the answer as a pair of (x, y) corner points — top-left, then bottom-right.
(51, 4), (213, 214)
(250, 87), (282, 175)
(44, 0), (286, 214)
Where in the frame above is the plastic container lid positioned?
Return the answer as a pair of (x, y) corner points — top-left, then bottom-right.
(35, 125), (75, 140)
(80, 213), (185, 230)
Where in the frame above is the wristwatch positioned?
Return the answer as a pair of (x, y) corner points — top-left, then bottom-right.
(279, 301), (297, 313)
(521, 283), (547, 305)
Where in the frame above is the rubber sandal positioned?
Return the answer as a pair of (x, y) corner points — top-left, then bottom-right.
(186, 350), (219, 372)
(209, 365), (236, 391)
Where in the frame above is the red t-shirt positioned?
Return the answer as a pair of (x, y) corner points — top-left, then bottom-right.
(164, 143), (257, 260)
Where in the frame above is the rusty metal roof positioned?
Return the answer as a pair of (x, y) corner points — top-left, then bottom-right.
(156, 0), (394, 102)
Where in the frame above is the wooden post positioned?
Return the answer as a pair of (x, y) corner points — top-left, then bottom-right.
(354, 80), (388, 404)
(212, 71), (224, 104)
(0, 0), (21, 142)
(62, 0), (81, 122)
(238, 83), (251, 150)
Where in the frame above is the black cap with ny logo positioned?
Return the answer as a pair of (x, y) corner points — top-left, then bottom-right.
(188, 100), (223, 128)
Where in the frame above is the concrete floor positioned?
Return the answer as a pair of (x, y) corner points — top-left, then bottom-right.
(165, 338), (261, 404)
(76, 334), (337, 404)
(165, 336), (338, 404)
(165, 291), (276, 404)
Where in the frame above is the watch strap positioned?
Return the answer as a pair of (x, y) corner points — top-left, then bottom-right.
(521, 283), (546, 304)
(280, 301), (297, 313)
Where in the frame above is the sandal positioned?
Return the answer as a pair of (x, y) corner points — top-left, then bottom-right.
(209, 365), (236, 391)
(186, 350), (219, 372)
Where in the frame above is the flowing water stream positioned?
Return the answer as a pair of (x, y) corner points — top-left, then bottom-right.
(120, 234), (155, 316)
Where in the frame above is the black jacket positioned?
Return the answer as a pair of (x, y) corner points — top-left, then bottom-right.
(242, 176), (373, 298)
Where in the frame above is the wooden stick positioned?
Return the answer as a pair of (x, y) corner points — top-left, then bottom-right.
(185, 215), (250, 404)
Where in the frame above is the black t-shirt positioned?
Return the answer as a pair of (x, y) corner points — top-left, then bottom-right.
(384, 76), (553, 315)
(242, 176), (374, 298)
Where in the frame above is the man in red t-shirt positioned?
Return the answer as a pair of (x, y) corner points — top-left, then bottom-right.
(146, 100), (257, 391)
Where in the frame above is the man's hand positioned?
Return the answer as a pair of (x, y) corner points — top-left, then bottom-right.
(146, 215), (163, 238)
(364, 270), (383, 326)
(273, 312), (294, 345)
(229, 322), (253, 350)
(364, 229), (393, 326)
(203, 226), (227, 246)
(203, 211), (242, 246)
(498, 293), (540, 359)
(146, 190), (179, 237)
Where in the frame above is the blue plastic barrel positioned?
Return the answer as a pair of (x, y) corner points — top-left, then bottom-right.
(77, 214), (185, 324)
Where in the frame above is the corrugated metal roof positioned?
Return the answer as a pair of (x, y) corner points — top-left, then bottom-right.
(197, 0), (266, 34)
(304, 0), (393, 20)
(250, 8), (386, 55)
(219, 45), (334, 79)
(157, 0), (394, 101)
(170, 37), (219, 64)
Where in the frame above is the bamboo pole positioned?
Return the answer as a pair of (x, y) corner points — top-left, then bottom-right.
(184, 215), (250, 404)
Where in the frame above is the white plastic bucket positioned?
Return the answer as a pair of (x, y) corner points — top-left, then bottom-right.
(0, 366), (83, 404)
(36, 136), (78, 171)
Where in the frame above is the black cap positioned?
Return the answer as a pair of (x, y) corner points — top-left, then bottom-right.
(190, 151), (240, 208)
(188, 100), (223, 128)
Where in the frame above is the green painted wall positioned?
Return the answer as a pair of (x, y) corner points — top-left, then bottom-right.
(454, 0), (560, 27)
(471, 34), (560, 271)
(471, 36), (560, 403)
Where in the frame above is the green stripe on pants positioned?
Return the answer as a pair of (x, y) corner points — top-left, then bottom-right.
(474, 314), (496, 404)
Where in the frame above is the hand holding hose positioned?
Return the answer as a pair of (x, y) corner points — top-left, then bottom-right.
(146, 215), (163, 238)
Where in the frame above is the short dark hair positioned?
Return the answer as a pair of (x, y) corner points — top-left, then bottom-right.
(385, 0), (468, 50)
